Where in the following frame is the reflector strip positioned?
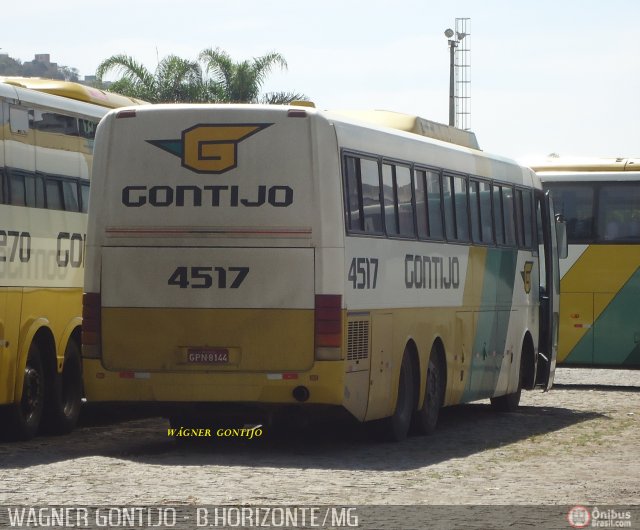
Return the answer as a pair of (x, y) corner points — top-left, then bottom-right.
(266, 373), (299, 381)
(118, 372), (151, 379)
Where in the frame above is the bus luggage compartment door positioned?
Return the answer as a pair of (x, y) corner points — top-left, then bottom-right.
(99, 246), (315, 372)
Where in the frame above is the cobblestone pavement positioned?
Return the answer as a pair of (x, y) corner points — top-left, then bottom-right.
(0, 369), (638, 517)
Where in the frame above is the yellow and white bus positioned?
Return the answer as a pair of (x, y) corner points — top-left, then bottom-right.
(82, 105), (565, 440)
(533, 157), (640, 367)
(0, 77), (145, 440)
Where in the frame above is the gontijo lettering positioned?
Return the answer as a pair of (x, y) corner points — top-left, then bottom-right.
(147, 123), (272, 174)
(405, 254), (460, 289)
(121, 185), (293, 208)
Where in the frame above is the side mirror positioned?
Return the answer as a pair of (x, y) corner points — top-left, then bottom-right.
(555, 214), (568, 259)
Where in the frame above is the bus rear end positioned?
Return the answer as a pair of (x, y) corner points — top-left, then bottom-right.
(82, 104), (347, 418)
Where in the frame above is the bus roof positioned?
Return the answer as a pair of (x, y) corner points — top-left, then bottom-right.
(0, 76), (148, 109)
(537, 171), (640, 183)
(326, 109), (480, 150)
(526, 156), (640, 172)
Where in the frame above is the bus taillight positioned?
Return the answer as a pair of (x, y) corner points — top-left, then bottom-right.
(314, 294), (342, 361)
(82, 292), (102, 358)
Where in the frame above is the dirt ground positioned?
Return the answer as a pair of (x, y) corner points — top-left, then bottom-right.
(0, 368), (638, 529)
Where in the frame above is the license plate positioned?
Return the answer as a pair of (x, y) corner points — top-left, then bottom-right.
(187, 348), (229, 364)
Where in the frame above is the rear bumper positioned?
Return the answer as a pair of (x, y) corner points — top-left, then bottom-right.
(82, 358), (346, 406)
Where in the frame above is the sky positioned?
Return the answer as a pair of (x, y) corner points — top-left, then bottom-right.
(4, 0), (639, 161)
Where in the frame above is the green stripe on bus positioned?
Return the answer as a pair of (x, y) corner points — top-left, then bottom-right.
(566, 267), (640, 366)
(463, 248), (518, 401)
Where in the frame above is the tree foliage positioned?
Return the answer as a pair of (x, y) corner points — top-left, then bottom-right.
(95, 48), (306, 104)
(96, 54), (210, 103)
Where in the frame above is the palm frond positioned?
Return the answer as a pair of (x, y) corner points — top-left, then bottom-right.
(260, 91), (309, 105)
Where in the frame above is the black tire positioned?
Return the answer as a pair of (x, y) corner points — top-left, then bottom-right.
(490, 343), (527, 412)
(4, 343), (46, 441)
(43, 339), (83, 434)
(412, 344), (444, 435)
(379, 352), (415, 442)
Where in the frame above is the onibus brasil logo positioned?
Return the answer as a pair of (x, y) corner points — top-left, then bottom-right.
(147, 123), (272, 174)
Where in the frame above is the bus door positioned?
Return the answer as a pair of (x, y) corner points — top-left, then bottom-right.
(535, 190), (562, 389)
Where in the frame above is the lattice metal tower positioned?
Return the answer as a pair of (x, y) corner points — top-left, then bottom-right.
(454, 18), (471, 131)
(445, 18), (471, 131)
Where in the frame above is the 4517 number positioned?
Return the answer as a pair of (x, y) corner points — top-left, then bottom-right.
(168, 266), (249, 289)
(348, 257), (378, 289)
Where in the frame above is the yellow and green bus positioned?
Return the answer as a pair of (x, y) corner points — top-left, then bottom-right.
(82, 105), (565, 441)
(0, 77), (145, 440)
(535, 157), (640, 367)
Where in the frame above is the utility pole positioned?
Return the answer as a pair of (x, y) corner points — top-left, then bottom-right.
(444, 28), (457, 127)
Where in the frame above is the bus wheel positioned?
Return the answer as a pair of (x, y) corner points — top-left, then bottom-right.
(490, 343), (527, 412)
(44, 339), (83, 434)
(382, 351), (415, 442)
(412, 344), (444, 435)
(4, 343), (46, 440)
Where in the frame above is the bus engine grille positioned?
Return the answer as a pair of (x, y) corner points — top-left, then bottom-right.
(347, 320), (370, 361)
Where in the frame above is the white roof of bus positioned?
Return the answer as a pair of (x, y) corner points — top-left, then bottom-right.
(0, 76), (147, 109)
(537, 171), (640, 182)
(100, 102), (535, 185)
(324, 109), (480, 150)
(0, 78), (107, 119)
(523, 156), (640, 172)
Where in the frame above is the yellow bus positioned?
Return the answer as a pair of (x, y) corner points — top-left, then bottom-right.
(534, 157), (640, 367)
(0, 77), (145, 440)
(82, 105), (565, 441)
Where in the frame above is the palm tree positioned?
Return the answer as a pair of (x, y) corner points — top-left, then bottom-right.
(95, 54), (214, 103)
(95, 49), (306, 104)
(199, 48), (307, 104)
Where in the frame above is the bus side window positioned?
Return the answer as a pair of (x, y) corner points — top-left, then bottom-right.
(442, 175), (455, 240)
(479, 180), (494, 244)
(32, 111), (79, 136)
(25, 174), (46, 208)
(545, 184), (594, 242)
(46, 179), (64, 210)
(62, 180), (80, 212)
(453, 176), (470, 242)
(469, 180), (481, 243)
(598, 184), (640, 241)
(502, 185), (517, 246)
(396, 165), (415, 238)
(414, 169), (428, 239)
(382, 163), (398, 235)
(425, 170), (444, 240)
(344, 155), (363, 231)
(80, 181), (90, 213)
(8, 170), (26, 206)
(79, 118), (97, 140)
(493, 185), (505, 245)
(360, 158), (383, 234)
(9, 106), (29, 135)
(515, 189), (526, 247)
(521, 189), (534, 248)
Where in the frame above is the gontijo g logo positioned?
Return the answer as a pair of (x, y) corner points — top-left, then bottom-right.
(147, 123), (273, 174)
